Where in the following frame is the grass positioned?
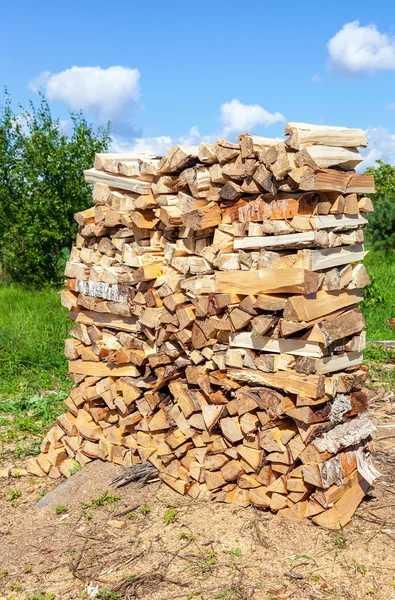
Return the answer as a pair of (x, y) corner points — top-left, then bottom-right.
(163, 507), (177, 525)
(81, 490), (121, 510)
(360, 249), (395, 389)
(55, 505), (68, 515)
(0, 285), (71, 457)
(362, 250), (395, 341)
(0, 285), (71, 397)
(8, 489), (21, 502)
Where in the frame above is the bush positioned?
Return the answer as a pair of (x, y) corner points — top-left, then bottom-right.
(365, 161), (395, 251)
(0, 91), (111, 286)
(365, 194), (395, 251)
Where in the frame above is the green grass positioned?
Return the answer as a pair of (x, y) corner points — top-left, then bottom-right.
(362, 250), (395, 341)
(0, 285), (71, 397)
(0, 285), (71, 456)
(80, 490), (121, 510)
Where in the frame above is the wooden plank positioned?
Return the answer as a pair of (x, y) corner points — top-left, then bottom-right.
(237, 192), (319, 222)
(299, 170), (375, 194)
(295, 146), (363, 170)
(299, 244), (367, 271)
(298, 352), (363, 375)
(306, 309), (365, 344)
(283, 290), (362, 322)
(234, 231), (326, 250)
(84, 168), (151, 194)
(70, 309), (140, 333)
(284, 122), (368, 150)
(307, 214), (368, 231)
(68, 360), (140, 377)
(214, 269), (318, 295)
(227, 368), (324, 399)
(346, 174), (376, 194)
(229, 332), (323, 358)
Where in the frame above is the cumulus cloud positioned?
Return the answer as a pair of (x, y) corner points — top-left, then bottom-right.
(29, 66), (140, 128)
(29, 71), (51, 92)
(328, 21), (395, 75)
(178, 126), (215, 146)
(110, 126), (216, 156)
(220, 99), (285, 136)
(111, 134), (173, 156)
(358, 127), (395, 171)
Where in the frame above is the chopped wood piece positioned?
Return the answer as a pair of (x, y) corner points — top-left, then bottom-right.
(215, 268), (319, 295)
(227, 368), (324, 398)
(284, 122), (368, 150)
(230, 332), (323, 358)
(283, 290), (362, 322)
(220, 417), (244, 443)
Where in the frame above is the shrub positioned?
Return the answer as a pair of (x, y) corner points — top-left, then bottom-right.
(0, 90), (111, 286)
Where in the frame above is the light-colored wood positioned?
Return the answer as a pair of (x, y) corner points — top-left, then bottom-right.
(299, 169), (375, 194)
(283, 289), (362, 322)
(358, 196), (374, 212)
(214, 268), (319, 295)
(299, 352), (363, 375)
(227, 368), (324, 399)
(70, 309), (140, 333)
(312, 473), (370, 529)
(295, 145), (363, 170)
(84, 168), (151, 194)
(220, 417), (244, 443)
(299, 244), (367, 272)
(230, 332), (323, 358)
(237, 192), (320, 222)
(305, 214), (367, 231)
(306, 309), (365, 344)
(68, 360), (140, 378)
(234, 231), (328, 250)
(284, 122), (368, 150)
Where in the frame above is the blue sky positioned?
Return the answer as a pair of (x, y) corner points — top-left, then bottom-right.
(1, 0), (395, 166)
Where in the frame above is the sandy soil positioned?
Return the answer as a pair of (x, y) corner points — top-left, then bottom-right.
(0, 389), (395, 600)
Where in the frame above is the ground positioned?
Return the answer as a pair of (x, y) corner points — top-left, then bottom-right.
(0, 384), (395, 600)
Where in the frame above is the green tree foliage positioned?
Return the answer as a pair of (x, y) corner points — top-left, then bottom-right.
(365, 160), (395, 252)
(365, 160), (395, 198)
(0, 91), (111, 286)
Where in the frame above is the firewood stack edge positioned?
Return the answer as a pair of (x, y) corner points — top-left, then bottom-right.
(27, 122), (380, 529)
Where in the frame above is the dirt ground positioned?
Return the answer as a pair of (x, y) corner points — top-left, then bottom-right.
(1, 387), (395, 600)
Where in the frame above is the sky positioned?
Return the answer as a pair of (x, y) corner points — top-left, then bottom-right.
(1, 0), (395, 168)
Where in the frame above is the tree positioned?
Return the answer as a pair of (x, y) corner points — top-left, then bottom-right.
(364, 160), (395, 252)
(365, 160), (395, 198)
(0, 91), (111, 286)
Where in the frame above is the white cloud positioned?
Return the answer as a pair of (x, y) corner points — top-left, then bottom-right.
(385, 102), (395, 111)
(29, 66), (140, 124)
(328, 21), (395, 75)
(111, 135), (173, 156)
(111, 127), (215, 156)
(312, 74), (322, 83)
(29, 71), (51, 92)
(219, 99), (285, 136)
(358, 127), (395, 171)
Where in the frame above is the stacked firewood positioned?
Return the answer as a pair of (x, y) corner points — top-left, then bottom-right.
(28, 122), (379, 529)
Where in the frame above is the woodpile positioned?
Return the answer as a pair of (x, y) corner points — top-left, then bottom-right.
(28, 122), (379, 529)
